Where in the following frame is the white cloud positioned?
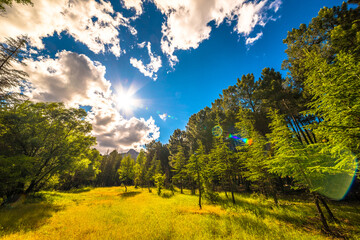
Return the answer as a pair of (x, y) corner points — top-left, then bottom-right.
(269, 0), (282, 12)
(153, 0), (282, 67)
(0, 0), (128, 57)
(121, 0), (143, 17)
(245, 32), (263, 45)
(20, 51), (159, 153)
(137, 41), (146, 48)
(234, 1), (267, 36)
(130, 42), (162, 80)
(159, 113), (167, 121)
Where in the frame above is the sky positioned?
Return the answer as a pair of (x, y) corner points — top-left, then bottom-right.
(1, 0), (343, 153)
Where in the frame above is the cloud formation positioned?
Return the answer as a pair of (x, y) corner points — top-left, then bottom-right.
(121, 0), (143, 17)
(130, 42), (162, 80)
(0, 0), (127, 57)
(152, 0), (282, 67)
(245, 32), (263, 45)
(20, 51), (160, 153)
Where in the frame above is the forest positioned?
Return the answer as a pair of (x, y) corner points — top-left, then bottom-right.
(0, 0), (360, 239)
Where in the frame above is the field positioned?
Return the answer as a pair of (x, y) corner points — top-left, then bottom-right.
(0, 187), (359, 240)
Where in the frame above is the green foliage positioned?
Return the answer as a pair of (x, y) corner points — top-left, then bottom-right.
(57, 148), (102, 190)
(96, 150), (122, 187)
(154, 173), (166, 195)
(118, 155), (135, 191)
(134, 149), (146, 187)
(170, 145), (187, 192)
(304, 51), (360, 156)
(0, 101), (96, 200)
(268, 109), (356, 200)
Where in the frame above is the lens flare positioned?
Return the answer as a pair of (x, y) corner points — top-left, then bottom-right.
(212, 125), (223, 137)
(228, 134), (252, 145)
(312, 149), (358, 200)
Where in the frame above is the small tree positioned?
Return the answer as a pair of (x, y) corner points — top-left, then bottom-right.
(171, 145), (187, 194)
(154, 157), (165, 195)
(186, 141), (207, 209)
(134, 150), (146, 188)
(118, 155), (135, 192)
(210, 135), (239, 204)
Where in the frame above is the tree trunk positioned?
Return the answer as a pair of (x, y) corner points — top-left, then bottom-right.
(180, 178), (183, 194)
(314, 195), (331, 233)
(198, 172), (202, 209)
(230, 177), (236, 204)
(125, 185), (127, 192)
(191, 184), (195, 195)
(231, 190), (235, 204)
(319, 196), (338, 222)
(272, 190), (278, 206)
(148, 182), (152, 193)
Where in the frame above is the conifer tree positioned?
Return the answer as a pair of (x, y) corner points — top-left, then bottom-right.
(186, 141), (207, 209)
(268, 109), (356, 231)
(171, 145), (187, 194)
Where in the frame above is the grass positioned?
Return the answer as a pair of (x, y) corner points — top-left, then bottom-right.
(0, 187), (359, 240)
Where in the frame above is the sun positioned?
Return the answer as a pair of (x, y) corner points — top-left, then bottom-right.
(117, 92), (136, 111)
(114, 83), (142, 114)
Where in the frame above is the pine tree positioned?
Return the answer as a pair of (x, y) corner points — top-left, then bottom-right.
(186, 141), (207, 209)
(170, 145), (187, 194)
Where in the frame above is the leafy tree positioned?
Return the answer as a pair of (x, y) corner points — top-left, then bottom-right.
(0, 101), (96, 203)
(118, 155), (135, 192)
(57, 148), (102, 190)
(134, 149), (146, 188)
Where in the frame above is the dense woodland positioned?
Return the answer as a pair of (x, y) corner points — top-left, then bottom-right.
(0, 0), (359, 234)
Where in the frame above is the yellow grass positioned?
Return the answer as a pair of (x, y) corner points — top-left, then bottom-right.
(0, 187), (359, 240)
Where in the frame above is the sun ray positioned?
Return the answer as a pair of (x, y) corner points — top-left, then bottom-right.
(113, 82), (142, 116)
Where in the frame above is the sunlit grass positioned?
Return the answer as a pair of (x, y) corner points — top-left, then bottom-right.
(0, 187), (359, 239)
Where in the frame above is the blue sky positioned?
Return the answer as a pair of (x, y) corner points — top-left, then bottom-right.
(0, 0), (343, 153)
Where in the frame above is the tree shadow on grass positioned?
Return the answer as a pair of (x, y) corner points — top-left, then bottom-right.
(0, 202), (62, 237)
(63, 187), (93, 194)
(213, 196), (313, 230)
(161, 192), (174, 198)
(118, 191), (141, 198)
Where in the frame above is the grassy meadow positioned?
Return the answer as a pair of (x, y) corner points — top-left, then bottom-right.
(0, 187), (359, 240)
